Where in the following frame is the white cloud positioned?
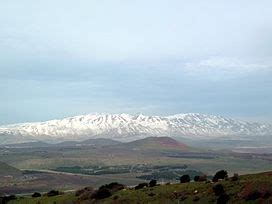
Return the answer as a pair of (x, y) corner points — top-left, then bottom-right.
(183, 57), (272, 80)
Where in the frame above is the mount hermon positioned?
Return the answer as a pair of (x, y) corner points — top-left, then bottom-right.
(0, 113), (271, 144)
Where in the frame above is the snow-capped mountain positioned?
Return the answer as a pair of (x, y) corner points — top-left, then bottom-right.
(0, 113), (271, 144)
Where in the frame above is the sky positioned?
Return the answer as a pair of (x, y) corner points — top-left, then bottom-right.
(0, 0), (272, 125)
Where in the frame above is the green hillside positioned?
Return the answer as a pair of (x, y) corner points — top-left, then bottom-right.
(7, 171), (272, 204)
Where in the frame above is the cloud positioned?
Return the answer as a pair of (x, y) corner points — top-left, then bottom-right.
(183, 57), (272, 80)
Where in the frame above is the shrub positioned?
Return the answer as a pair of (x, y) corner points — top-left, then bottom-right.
(32, 192), (41, 198)
(193, 196), (200, 202)
(213, 170), (228, 182)
(0, 195), (17, 204)
(194, 176), (200, 182)
(135, 183), (148, 190)
(76, 187), (94, 200)
(149, 179), (157, 187)
(231, 173), (239, 181)
(172, 191), (187, 200)
(244, 190), (262, 201)
(113, 195), (119, 200)
(78, 192), (94, 201)
(99, 182), (124, 192)
(194, 175), (207, 182)
(91, 188), (111, 200)
(200, 175), (207, 181)
(180, 175), (190, 183)
(263, 191), (272, 199)
(213, 184), (225, 196)
(217, 193), (230, 204)
(47, 190), (60, 197)
(75, 189), (85, 197)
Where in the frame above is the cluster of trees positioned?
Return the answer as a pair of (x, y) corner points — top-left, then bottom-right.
(177, 170), (237, 204)
(135, 179), (157, 190)
(179, 169), (235, 184)
(0, 195), (17, 204)
(76, 182), (125, 201)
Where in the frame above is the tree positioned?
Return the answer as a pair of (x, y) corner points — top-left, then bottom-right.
(149, 179), (157, 187)
(99, 182), (125, 192)
(180, 175), (190, 183)
(213, 170), (228, 182)
(135, 183), (148, 190)
(47, 190), (59, 197)
(32, 192), (41, 197)
(194, 175), (200, 182)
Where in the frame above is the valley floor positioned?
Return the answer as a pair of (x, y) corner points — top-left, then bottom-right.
(1, 137), (272, 196)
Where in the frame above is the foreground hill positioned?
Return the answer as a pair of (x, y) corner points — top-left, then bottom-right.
(6, 171), (272, 204)
(0, 113), (271, 144)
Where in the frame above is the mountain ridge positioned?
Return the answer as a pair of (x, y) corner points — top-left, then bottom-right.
(0, 113), (271, 144)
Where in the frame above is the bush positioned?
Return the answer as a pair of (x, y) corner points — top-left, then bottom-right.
(180, 175), (190, 183)
(91, 188), (111, 200)
(0, 195), (17, 204)
(135, 183), (148, 190)
(113, 195), (119, 200)
(47, 190), (60, 197)
(194, 175), (207, 182)
(217, 193), (230, 204)
(194, 176), (200, 182)
(231, 173), (239, 181)
(99, 182), (125, 192)
(149, 179), (157, 187)
(213, 170), (228, 182)
(193, 196), (200, 202)
(244, 190), (262, 201)
(263, 191), (272, 199)
(172, 191), (187, 200)
(200, 175), (207, 181)
(75, 187), (94, 199)
(213, 184), (225, 196)
(32, 192), (41, 197)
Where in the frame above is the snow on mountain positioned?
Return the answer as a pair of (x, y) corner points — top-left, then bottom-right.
(0, 113), (271, 143)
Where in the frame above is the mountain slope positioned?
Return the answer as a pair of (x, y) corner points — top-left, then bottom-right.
(0, 113), (271, 144)
(114, 136), (189, 151)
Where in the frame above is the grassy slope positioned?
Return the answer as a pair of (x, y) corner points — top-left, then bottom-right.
(8, 171), (272, 204)
(8, 193), (76, 204)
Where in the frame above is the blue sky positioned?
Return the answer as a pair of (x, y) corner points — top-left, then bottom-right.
(0, 0), (272, 125)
